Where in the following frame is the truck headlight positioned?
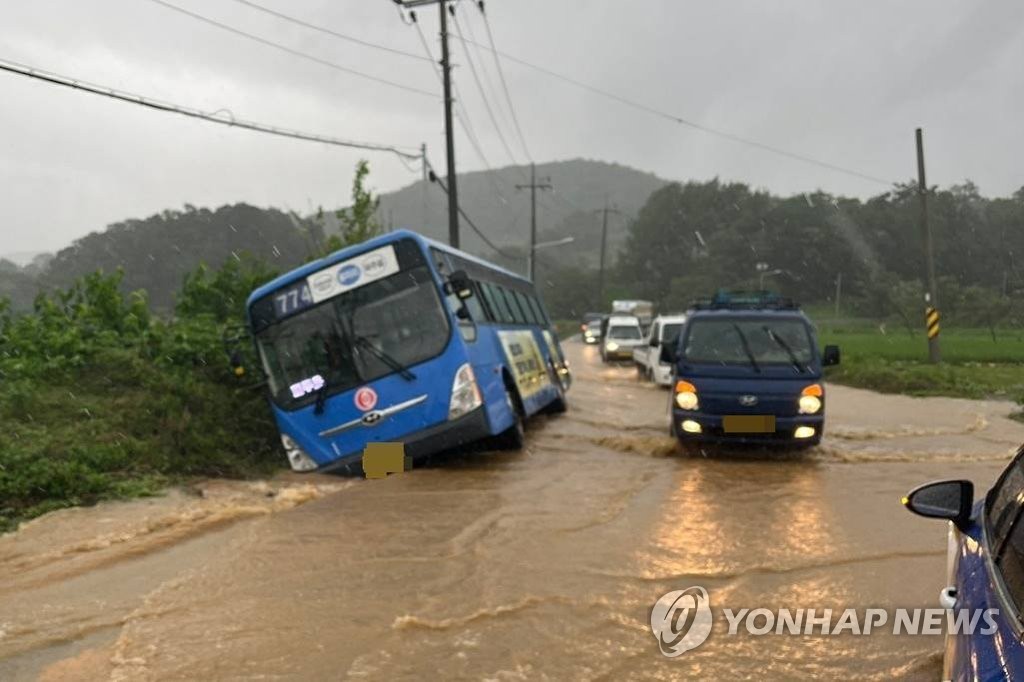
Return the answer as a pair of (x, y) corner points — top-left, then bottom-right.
(674, 380), (699, 410)
(282, 434), (318, 472)
(799, 384), (823, 414)
(449, 362), (482, 420)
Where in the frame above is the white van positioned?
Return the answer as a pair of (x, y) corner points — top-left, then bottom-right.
(600, 315), (645, 362)
(632, 314), (687, 385)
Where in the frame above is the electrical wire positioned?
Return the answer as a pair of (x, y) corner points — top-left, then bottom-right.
(424, 156), (519, 260)
(0, 57), (423, 160)
(411, 13), (514, 205)
(144, 0), (436, 98)
(451, 11), (521, 168)
(223, 0), (431, 62)
(476, 3), (532, 163)
(209, 0), (890, 184)
(458, 34), (893, 185)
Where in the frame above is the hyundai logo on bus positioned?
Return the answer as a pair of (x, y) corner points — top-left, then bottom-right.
(337, 264), (362, 286)
(354, 386), (378, 412)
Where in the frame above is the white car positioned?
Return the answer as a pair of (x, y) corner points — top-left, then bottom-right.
(632, 314), (687, 385)
(601, 315), (645, 362)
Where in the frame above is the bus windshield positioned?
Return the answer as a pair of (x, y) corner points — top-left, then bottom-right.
(256, 266), (450, 409)
(683, 318), (813, 366)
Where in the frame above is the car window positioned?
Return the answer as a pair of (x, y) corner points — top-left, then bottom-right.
(987, 448), (1024, 614)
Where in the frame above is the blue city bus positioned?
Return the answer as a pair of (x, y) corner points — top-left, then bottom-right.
(243, 229), (571, 473)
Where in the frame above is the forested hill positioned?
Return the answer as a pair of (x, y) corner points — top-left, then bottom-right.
(1, 159), (668, 312)
(35, 204), (323, 311)
(372, 158), (669, 265)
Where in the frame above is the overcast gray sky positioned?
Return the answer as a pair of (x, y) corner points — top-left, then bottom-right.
(2, 0), (1023, 256)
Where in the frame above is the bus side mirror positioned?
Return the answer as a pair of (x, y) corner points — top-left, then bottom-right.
(823, 345), (840, 366)
(445, 270), (474, 300)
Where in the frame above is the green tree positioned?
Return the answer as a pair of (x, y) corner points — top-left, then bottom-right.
(320, 160), (382, 255)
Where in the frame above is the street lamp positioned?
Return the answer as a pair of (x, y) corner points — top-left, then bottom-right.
(529, 236), (574, 281)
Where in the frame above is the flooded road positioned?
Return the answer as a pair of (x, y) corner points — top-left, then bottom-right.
(4, 339), (1024, 680)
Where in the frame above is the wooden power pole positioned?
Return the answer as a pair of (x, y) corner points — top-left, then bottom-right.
(916, 127), (941, 363)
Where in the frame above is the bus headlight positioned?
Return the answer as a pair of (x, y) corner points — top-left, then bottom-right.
(674, 380), (699, 410)
(449, 363), (483, 420)
(799, 384), (823, 414)
(281, 434), (318, 472)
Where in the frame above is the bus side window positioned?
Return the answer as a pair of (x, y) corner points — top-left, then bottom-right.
(528, 295), (549, 327)
(473, 281), (496, 322)
(462, 282), (487, 322)
(501, 286), (527, 324)
(483, 282), (512, 323)
(514, 290), (537, 324)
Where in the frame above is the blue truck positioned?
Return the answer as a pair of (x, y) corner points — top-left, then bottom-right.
(661, 291), (840, 446)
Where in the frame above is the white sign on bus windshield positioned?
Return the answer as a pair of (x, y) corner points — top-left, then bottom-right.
(306, 244), (400, 304)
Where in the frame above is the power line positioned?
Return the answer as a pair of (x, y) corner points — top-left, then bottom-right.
(216, 0), (885, 185)
(224, 0), (430, 63)
(411, 14), (514, 206)
(451, 11), (521, 168)
(0, 57), (423, 160)
(476, 2), (532, 163)
(144, 0), (436, 98)
(458, 35), (893, 185)
(424, 157), (518, 260)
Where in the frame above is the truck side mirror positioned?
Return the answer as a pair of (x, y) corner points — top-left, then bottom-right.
(822, 345), (840, 366)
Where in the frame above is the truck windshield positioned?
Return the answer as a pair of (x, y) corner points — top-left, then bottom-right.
(608, 325), (642, 340)
(683, 318), (813, 366)
(255, 266), (449, 409)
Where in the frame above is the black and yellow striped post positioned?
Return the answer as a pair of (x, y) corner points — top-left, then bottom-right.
(925, 306), (941, 362)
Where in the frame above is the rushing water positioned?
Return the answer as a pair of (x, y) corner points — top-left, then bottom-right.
(3, 340), (1023, 680)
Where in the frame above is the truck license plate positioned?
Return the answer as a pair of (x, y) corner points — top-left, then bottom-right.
(723, 415), (776, 433)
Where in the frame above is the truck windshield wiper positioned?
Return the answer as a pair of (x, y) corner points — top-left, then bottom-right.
(354, 334), (416, 381)
(763, 326), (807, 373)
(731, 323), (761, 373)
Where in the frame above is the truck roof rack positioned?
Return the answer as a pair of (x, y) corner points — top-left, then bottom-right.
(690, 290), (800, 311)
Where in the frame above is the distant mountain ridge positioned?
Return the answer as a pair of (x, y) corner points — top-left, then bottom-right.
(371, 158), (668, 266)
(1, 159), (669, 312)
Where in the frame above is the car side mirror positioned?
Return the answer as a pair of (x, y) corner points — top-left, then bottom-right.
(822, 345), (840, 366)
(660, 343), (677, 364)
(903, 480), (974, 531)
(444, 270), (473, 300)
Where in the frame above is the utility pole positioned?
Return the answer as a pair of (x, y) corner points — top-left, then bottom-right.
(834, 272), (842, 318)
(916, 127), (941, 363)
(593, 197), (623, 308)
(396, 1), (459, 247)
(515, 163), (552, 280)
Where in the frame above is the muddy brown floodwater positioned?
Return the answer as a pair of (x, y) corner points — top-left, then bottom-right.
(3, 340), (1024, 680)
